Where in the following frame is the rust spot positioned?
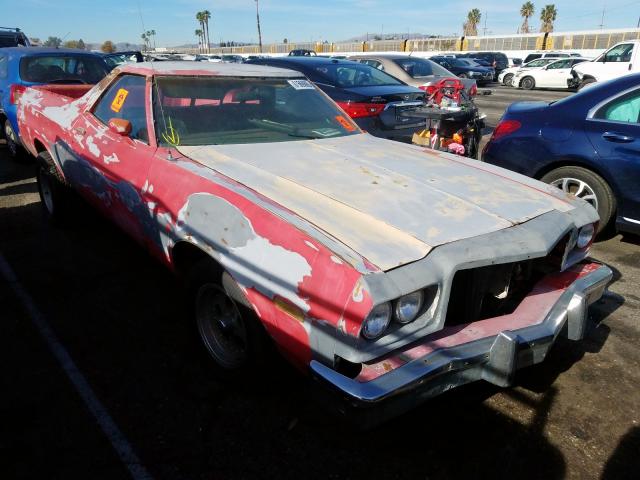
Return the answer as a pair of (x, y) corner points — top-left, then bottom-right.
(274, 297), (305, 323)
(382, 361), (393, 372)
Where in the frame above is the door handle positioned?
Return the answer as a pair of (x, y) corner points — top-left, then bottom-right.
(602, 132), (634, 143)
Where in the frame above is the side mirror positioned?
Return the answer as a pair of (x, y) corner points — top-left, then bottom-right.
(108, 118), (132, 136)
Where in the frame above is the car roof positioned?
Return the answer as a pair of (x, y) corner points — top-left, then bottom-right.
(118, 61), (303, 78)
(252, 56), (360, 66)
(0, 46), (99, 56)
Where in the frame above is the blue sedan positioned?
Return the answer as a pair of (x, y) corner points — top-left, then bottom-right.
(0, 47), (108, 159)
(482, 74), (640, 236)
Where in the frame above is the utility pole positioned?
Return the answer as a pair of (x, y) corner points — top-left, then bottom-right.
(598, 6), (606, 29)
(255, 0), (263, 53)
(483, 12), (488, 36)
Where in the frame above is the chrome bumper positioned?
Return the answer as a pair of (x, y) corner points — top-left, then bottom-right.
(311, 264), (612, 415)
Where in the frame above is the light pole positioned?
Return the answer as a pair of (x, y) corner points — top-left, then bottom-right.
(255, 0), (263, 53)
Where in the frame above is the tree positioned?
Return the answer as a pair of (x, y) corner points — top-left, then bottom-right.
(101, 40), (116, 53)
(43, 36), (62, 48)
(520, 2), (535, 33)
(255, 0), (263, 53)
(201, 10), (211, 53)
(283, 38), (288, 44)
(540, 4), (557, 33)
(63, 40), (79, 49)
(77, 39), (86, 50)
(196, 11), (205, 52)
(463, 9), (481, 36)
(141, 32), (149, 51)
(195, 29), (203, 52)
(147, 30), (156, 49)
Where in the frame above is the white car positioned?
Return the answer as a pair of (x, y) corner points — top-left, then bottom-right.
(571, 40), (640, 89)
(498, 57), (562, 86)
(513, 58), (589, 90)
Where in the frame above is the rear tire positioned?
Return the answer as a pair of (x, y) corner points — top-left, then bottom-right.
(36, 152), (72, 224)
(540, 166), (616, 233)
(502, 73), (514, 86)
(520, 76), (535, 90)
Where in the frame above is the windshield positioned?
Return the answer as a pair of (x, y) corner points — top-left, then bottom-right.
(153, 76), (361, 146)
(20, 55), (107, 84)
(312, 63), (403, 87)
(451, 58), (475, 67)
(394, 58), (452, 78)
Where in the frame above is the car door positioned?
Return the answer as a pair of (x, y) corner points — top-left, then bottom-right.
(537, 59), (572, 87)
(585, 87), (640, 223)
(69, 73), (158, 245)
(594, 43), (635, 81)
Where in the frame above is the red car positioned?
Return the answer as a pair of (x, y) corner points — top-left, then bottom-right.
(17, 62), (611, 423)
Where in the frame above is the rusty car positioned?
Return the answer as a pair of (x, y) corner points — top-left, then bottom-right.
(16, 62), (612, 421)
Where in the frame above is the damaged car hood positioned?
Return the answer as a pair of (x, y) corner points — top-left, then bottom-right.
(178, 134), (575, 271)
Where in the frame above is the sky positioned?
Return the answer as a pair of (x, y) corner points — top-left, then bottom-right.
(5, 0), (640, 47)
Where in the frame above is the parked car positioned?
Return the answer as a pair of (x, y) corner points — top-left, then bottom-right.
(523, 51), (572, 63)
(247, 56), (426, 142)
(0, 47), (108, 158)
(17, 61), (611, 423)
(513, 57), (589, 90)
(458, 51), (508, 79)
(102, 51), (144, 71)
(288, 49), (317, 56)
(498, 57), (562, 86)
(430, 56), (494, 85)
(483, 73), (640, 235)
(348, 54), (477, 95)
(0, 27), (30, 48)
(570, 40), (640, 90)
(508, 57), (523, 67)
(221, 54), (244, 63)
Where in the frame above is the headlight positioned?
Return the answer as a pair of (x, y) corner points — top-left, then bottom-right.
(577, 224), (595, 248)
(394, 291), (424, 324)
(361, 303), (392, 340)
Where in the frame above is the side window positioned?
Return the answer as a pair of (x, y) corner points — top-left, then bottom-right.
(604, 44), (634, 63)
(595, 89), (640, 124)
(93, 75), (148, 143)
(0, 55), (7, 78)
(547, 60), (571, 69)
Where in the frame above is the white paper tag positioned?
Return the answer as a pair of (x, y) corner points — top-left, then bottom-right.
(287, 79), (315, 90)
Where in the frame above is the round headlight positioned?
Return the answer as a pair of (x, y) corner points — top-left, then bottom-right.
(577, 224), (595, 249)
(394, 291), (424, 324)
(361, 303), (392, 340)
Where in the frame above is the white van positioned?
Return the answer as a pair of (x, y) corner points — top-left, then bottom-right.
(570, 40), (640, 89)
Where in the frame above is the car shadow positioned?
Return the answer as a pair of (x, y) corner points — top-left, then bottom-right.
(0, 194), (623, 480)
(601, 426), (640, 480)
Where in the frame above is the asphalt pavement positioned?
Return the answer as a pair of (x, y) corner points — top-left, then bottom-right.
(0, 85), (638, 480)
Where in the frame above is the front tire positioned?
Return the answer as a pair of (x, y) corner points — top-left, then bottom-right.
(520, 76), (535, 90)
(188, 259), (270, 377)
(502, 73), (514, 86)
(578, 78), (596, 90)
(540, 166), (616, 233)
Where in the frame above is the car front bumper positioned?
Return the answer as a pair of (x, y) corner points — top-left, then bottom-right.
(311, 262), (612, 424)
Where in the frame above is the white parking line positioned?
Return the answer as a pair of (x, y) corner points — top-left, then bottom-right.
(0, 253), (154, 480)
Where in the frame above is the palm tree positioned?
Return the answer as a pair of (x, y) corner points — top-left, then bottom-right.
(201, 10), (211, 53)
(464, 9), (481, 36)
(141, 32), (148, 51)
(195, 29), (203, 53)
(196, 11), (205, 52)
(540, 4), (557, 33)
(255, 0), (263, 53)
(149, 29), (156, 49)
(520, 2), (535, 33)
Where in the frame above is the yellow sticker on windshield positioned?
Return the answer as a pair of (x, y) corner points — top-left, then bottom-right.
(110, 88), (129, 113)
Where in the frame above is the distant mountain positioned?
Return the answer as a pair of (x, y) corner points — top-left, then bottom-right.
(342, 33), (428, 42)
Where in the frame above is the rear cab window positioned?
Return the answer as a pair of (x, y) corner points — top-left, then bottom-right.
(394, 58), (451, 78)
(312, 64), (402, 87)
